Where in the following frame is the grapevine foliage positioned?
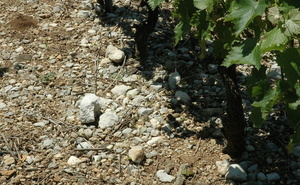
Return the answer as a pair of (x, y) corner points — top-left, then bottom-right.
(148, 0), (300, 151)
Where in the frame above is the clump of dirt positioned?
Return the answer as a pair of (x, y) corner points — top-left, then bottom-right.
(8, 14), (38, 31)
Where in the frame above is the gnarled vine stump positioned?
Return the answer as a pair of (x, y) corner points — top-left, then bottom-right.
(135, 4), (159, 59)
(218, 64), (246, 158)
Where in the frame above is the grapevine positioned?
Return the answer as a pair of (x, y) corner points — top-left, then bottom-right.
(148, 0), (300, 155)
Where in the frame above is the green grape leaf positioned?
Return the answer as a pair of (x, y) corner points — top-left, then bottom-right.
(174, 21), (191, 45)
(277, 48), (300, 84)
(284, 9), (300, 36)
(225, 0), (267, 36)
(289, 100), (300, 110)
(260, 27), (288, 53)
(251, 80), (269, 100)
(147, 0), (164, 10)
(222, 39), (262, 68)
(295, 83), (300, 97)
(193, 0), (214, 13)
(287, 105), (300, 128)
(250, 107), (264, 128)
(252, 82), (281, 120)
(173, 0), (197, 45)
(268, 6), (282, 25)
(247, 66), (267, 86)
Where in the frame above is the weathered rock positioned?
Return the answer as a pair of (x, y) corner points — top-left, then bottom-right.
(257, 172), (267, 181)
(156, 170), (175, 182)
(168, 71), (181, 89)
(67, 156), (82, 165)
(41, 138), (54, 149)
(225, 164), (247, 182)
(77, 10), (92, 18)
(4, 156), (15, 166)
(147, 136), (163, 146)
(80, 93), (101, 124)
(246, 145), (255, 152)
(98, 110), (119, 129)
(175, 91), (191, 104)
(106, 45), (125, 63)
(77, 142), (93, 149)
(293, 146), (300, 157)
(126, 89), (140, 98)
(216, 160), (230, 175)
(0, 102), (7, 109)
(128, 146), (144, 163)
(247, 164), (258, 173)
(138, 107), (153, 116)
(266, 172), (280, 182)
(111, 85), (131, 96)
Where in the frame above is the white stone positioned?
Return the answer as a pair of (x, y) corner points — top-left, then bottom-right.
(293, 146), (300, 157)
(77, 142), (93, 149)
(33, 121), (49, 127)
(67, 156), (82, 165)
(77, 10), (91, 18)
(216, 160), (230, 175)
(138, 107), (153, 116)
(156, 170), (175, 182)
(132, 95), (146, 105)
(4, 156), (15, 166)
(41, 138), (54, 149)
(111, 85), (131, 96)
(150, 118), (160, 129)
(88, 29), (97, 35)
(98, 111), (119, 129)
(147, 136), (163, 146)
(266, 172), (280, 182)
(93, 155), (101, 162)
(98, 97), (113, 108)
(106, 45), (125, 63)
(128, 146), (144, 163)
(0, 102), (7, 109)
(15, 46), (24, 53)
(100, 58), (112, 65)
(122, 128), (132, 136)
(126, 89), (140, 98)
(80, 93), (101, 124)
(225, 164), (247, 182)
(80, 37), (90, 47)
(168, 71), (181, 89)
(175, 91), (191, 104)
(150, 84), (163, 91)
(26, 155), (35, 164)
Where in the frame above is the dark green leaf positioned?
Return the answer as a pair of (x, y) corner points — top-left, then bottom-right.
(250, 107), (264, 128)
(283, 9), (300, 36)
(260, 27), (288, 53)
(252, 82), (281, 120)
(277, 48), (300, 84)
(268, 6), (282, 25)
(222, 39), (262, 68)
(148, 0), (164, 10)
(225, 0), (267, 35)
(174, 21), (191, 45)
(251, 80), (269, 100)
(173, 0), (197, 45)
(193, 0), (214, 13)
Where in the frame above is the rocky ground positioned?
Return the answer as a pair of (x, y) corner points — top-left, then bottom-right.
(1, 0), (300, 184)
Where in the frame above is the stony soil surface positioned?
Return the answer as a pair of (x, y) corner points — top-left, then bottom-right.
(1, 0), (300, 185)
